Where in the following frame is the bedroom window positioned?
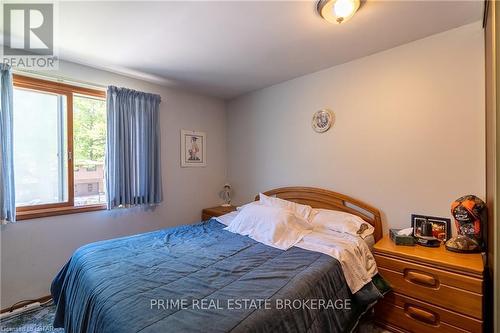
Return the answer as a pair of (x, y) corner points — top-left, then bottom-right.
(73, 95), (106, 206)
(13, 75), (107, 220)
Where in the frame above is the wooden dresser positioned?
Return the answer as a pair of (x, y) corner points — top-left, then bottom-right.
(202, 205), (236, 220)
(374, 236), (485, 333)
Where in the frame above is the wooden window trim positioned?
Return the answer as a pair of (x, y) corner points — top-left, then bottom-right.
(13, 74), (107, 221)
(16, 204), (107, 221)
(13, 74), (106, 99)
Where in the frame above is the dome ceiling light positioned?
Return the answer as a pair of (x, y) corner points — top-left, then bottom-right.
(317, 0), (361, 24)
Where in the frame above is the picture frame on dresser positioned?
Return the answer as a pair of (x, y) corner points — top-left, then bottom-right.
(411, 214), (451, 242)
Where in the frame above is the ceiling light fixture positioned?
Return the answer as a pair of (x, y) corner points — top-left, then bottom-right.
(317, 0), (361, 24)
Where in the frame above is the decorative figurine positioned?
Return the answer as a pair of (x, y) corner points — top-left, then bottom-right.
(219, 183), (232, 207)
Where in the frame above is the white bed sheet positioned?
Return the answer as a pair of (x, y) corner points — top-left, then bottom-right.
(215, 211), (378, 293)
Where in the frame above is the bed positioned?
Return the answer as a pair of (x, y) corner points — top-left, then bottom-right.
(51, 187), (387, 333)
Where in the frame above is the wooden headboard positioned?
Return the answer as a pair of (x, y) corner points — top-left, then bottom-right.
(255, 187), (383, 241)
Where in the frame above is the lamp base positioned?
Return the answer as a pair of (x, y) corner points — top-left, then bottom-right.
(221, 203), (231, 207)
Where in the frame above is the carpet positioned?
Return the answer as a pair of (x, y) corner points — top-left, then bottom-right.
(0, 302), (62, 333)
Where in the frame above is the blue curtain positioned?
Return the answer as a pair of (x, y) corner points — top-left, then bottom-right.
(106, 86), (163, 209)
(0, 64), (15, 223)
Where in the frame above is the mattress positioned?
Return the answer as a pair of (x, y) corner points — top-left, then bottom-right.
(51, 220), (384, 333)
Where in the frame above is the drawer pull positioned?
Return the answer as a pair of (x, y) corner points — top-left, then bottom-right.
(404, 269), (438, 288)
(405, 305), (438, 325)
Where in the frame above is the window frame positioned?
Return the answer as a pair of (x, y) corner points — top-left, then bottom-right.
(13, 74), (107, 220)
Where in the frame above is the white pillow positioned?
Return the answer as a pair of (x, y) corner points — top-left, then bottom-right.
(312, 208), (374, 239)
(259, 193), (314, 222)
(225, 204), (313, 250)
(236, 201), (260, 211)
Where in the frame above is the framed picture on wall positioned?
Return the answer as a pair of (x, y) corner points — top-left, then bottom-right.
(181, 130), (206, 167)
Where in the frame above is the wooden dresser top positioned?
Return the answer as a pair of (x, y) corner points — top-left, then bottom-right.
(202, 205), (236, 215)
(374, 236), (485, 278)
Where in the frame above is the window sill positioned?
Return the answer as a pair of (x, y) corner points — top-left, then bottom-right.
(16, 204), (107, 221)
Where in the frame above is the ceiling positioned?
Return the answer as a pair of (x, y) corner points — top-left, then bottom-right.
(57, 1), (484, 99)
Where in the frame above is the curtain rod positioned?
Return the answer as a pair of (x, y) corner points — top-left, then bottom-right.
(12, 69), (108, 91)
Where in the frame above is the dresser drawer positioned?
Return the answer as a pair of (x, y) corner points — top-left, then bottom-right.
(375, 292), (483, 333)
(375, 255), (483, 293)
(375, 255), (483, 319)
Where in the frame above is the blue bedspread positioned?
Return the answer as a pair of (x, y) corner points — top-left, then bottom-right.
(51, 220), (383, 333)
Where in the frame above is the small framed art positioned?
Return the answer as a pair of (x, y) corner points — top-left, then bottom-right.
(181, 130), (206, 167)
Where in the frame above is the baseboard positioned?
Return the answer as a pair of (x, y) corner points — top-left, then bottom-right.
(0, 295), (52, 314)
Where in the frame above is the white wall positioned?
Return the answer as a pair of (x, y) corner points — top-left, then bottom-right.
(226, 22), (485, 233)
(0, 61), (227, 308)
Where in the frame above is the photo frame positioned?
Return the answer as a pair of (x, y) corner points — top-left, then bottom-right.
(411, 214), (451, 242)
(181, 130), (206, 167)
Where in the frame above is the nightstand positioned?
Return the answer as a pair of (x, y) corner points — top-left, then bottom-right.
(202, 205), (236, 221)
(373, 236), (485, 333)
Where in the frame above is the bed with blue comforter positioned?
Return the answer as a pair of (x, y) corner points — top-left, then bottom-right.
(51, 219), (385, 333)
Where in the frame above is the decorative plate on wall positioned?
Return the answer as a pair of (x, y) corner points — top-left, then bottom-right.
(312, 109), (335, 133)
